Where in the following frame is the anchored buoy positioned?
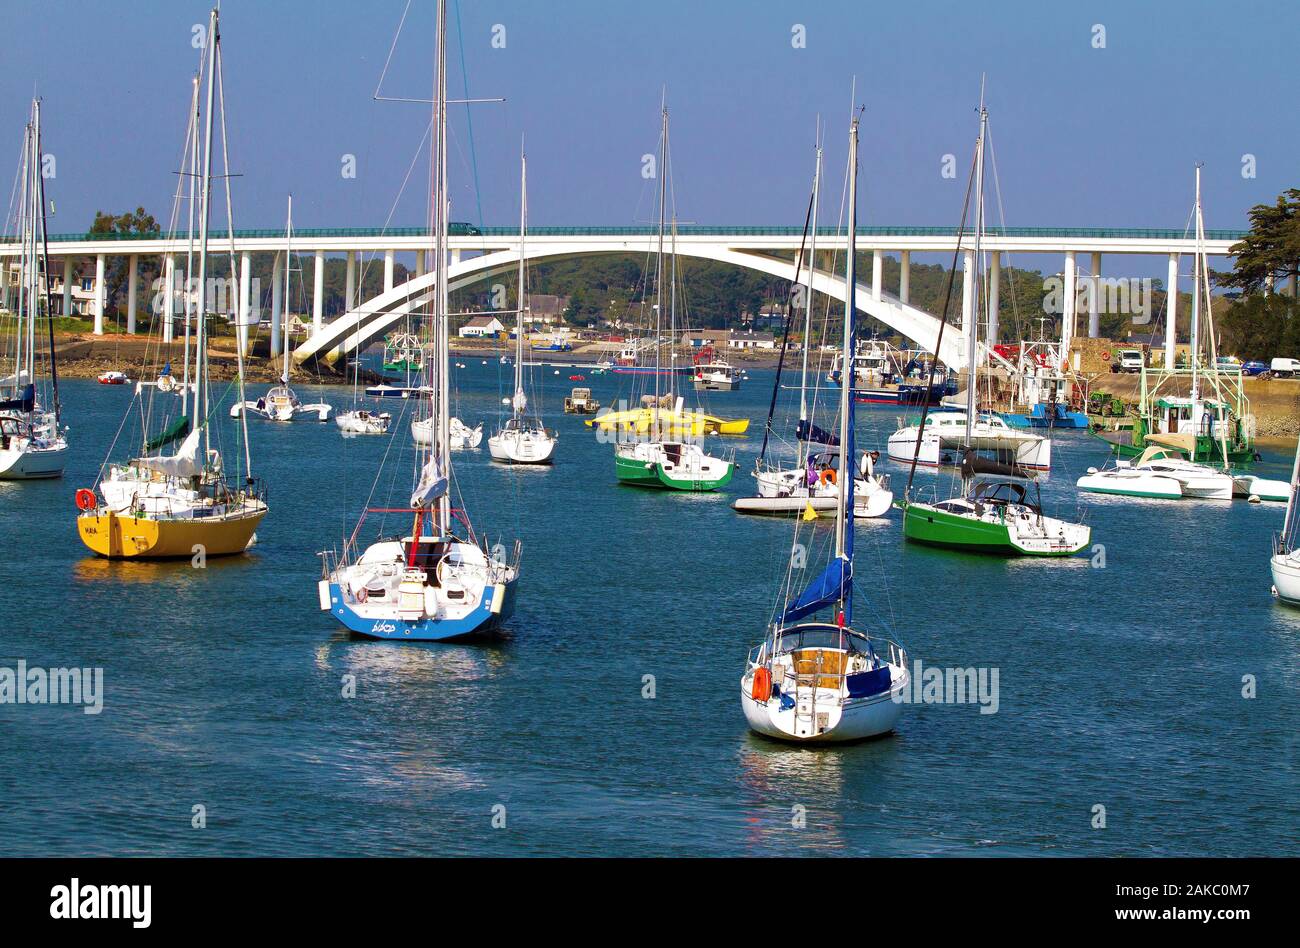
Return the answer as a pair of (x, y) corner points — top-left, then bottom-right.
(1248, 494), (1261, 504)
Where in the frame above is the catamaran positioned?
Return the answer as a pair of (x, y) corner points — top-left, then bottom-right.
(741, 115), (909, 743)
(1079, 169), (1284, 504)
(610, 103), (734, 491)
(488, 150), (557, 465)
(0, 99), (67, 481)
(896, 103), (1089, 557)
(231, 196), (332, 423)
(319, 0), (519, 640)
(77, 7), (267, 558)
(735, 132), (891, 518)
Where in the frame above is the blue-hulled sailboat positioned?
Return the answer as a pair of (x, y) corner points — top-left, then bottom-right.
(317, 0), (520, 641)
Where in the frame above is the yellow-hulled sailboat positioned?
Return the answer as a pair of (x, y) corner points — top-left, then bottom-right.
(77, 7), (266, 560)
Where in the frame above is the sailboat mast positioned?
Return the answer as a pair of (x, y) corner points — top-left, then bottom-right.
(194, 6), (219, 459)
(181, 73), (199, 418)
(799, 135), (822, 446)
(653, 104), (667, 427)
(282, 195), (293, 383)
(514, 149), (525, 416)
(836, 117), (859, 560)
(14, 120), (29, 392)
(433, 0), (452, 534)
(962, 106), (988, 476)
(34, 99), (62, 428)
(1190, 165), (1202, 404)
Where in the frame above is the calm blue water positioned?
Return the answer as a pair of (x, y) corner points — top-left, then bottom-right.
(1, 361), (1296, 856)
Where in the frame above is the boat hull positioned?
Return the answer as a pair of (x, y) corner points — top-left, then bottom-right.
(1270, 553), (1300, 606)
(0, 442), (67, 479)
(488, 431), (557, 464)
(900, 500), (1089, 556)
(77, 506), (265, 559)
(323, 578), (516, 641)
(613, 450), (733, 491)
(1076, 471), (1183, 499)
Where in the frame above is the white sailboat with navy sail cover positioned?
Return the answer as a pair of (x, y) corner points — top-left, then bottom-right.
(741, 114), (909, 743)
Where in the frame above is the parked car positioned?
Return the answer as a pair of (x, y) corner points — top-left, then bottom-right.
(1110, 348), (1144, 373)
(1242, 360), (1269, 377)
(1270, 357), (1300, 378)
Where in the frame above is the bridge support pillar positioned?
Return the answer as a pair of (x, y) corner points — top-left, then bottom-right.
(345, 251), (356, 311)
(988, 252), (1000, 346)
(1062, 251), (1076, 356)
(451, 248), (461, 265)
(314, 251), (325, 330)
(899, 251), (910, 304)
(126, 254), (139, 334)
(238, 251), (252, 355)
(384, 249), (394, 292)
(871, 250), (882, 301)
(1166, 252), (1178, 368)
(416, 249), (426, 280)
(93, 253), (106, 335)
(271, 252), (283, 360)
(961, 249), (975, 363)
(164, 255), (178, 343)
(0, 254), (8, 310)
(1088, 251), (1101, 338)
(62, 257), (73, 319)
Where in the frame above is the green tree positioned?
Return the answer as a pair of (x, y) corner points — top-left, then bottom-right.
(1221, 189), (1300, 293)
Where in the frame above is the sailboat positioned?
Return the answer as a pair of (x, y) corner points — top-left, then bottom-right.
(0, 99), (68, 481)
(897, 103), (1089, 557)
(1079, 168), (1285, 504)
(231, 196), (332, 423)
(77, 6), (267, 559)
(611, 103), (734, 491)
(319, 0), (519, 640)
(487, 149), (557, 465)
(734, 131), (891, 518)
(741, 114), (909, 743)
(1270, 427), (1300, 606)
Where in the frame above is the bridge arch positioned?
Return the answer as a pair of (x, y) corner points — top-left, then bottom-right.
(293, 243), (989, 370)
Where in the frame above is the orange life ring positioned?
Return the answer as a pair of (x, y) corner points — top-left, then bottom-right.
(819, 468), (837, 486)
(1101, 350), (1111, 361)
(751, 666), (772, 702)
(75, 488), (96, 511)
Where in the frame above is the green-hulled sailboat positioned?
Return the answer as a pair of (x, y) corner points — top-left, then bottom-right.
(897, 102), (1090, 557)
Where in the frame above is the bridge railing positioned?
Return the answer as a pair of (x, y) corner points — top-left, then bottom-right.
(0, 224), (1247, 243)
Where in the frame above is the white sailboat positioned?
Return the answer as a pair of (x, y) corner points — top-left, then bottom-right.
(320, 0), (519, 640)
(231, 196), (332, 423)
(1270, 427), (1300, 606)
(741, 115), (909, 743)
(0, 99), (68, 481)
(488, 149), (557, 465)
(735, 131), (891, 518)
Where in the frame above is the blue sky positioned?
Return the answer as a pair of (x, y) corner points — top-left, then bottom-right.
(0, 0), (1292, 249)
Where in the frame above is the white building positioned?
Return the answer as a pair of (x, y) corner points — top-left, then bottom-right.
(727, 329), (776, 350)
(459, 314), (507, 338)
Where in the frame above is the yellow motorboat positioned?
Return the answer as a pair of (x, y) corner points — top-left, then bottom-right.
(586, 407), (748, 436)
